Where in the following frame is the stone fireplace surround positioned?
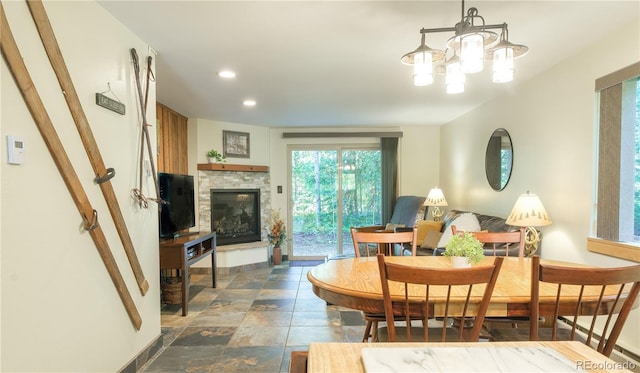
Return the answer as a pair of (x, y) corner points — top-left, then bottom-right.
(196, 168), (271, 273)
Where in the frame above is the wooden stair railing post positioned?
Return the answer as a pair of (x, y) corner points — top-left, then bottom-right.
(0, 3), (142, 330)
(25, 0), (149, 296)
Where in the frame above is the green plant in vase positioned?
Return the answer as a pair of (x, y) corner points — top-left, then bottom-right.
(207, 149), (226, 163)
(443, 231), (484, 267)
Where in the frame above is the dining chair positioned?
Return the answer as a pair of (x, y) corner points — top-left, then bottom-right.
(451, 225), (528, 331)
(526, 255), (640, 357)
(288, 351), (308, 373)
(490, 255), (640, 356)
(350, 226), (418, 342)
(376, 254), (504, 342)
(451, 225), (525, 258)
(350, 226), (418, 257)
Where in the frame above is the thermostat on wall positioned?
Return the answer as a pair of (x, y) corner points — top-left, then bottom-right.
(7, 135), (25, 165)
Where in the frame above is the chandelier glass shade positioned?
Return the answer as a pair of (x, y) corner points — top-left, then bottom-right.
(445, 53), (465, 94)
(402, 33), (445, 86)
(414, 50), (434, 86)
(492, 47), (514, 83)
(401, 0), (528, 93)
(460, 33), (485, 73)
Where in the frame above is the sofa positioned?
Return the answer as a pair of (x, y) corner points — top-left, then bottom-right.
(405, 209), (539, 257)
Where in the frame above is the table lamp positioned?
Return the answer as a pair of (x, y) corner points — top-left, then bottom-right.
(506, 191), (552, 254)
(424, 187), (448, 222)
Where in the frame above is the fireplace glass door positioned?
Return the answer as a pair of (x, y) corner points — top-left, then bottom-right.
(289, 146), (381, 259)
(210, 189), (261, 245)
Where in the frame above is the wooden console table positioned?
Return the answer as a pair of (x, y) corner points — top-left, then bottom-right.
(159, 232), (216, 316)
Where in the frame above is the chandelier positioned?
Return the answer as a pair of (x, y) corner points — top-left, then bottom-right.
(401, 0), (528, 94)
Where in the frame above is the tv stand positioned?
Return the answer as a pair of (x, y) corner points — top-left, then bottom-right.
(159, 232), (216, 316)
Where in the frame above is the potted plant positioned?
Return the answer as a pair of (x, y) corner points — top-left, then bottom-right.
(267, 209), (288, 265)
(442, 231), (484, 267)
(207, 149), (226, 163)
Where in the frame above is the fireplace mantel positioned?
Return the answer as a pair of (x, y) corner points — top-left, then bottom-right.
(197, 163), (269, 172)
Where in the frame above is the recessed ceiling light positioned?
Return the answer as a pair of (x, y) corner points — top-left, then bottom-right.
(218, 70), (236, 79)
(243, 99), (256, 107)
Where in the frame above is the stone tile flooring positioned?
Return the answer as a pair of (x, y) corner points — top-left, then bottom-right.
(140, 262), (366, 373)
(141, 261), (640, 373)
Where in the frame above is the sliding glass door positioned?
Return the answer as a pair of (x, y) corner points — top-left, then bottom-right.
(289, 146), (381, 259)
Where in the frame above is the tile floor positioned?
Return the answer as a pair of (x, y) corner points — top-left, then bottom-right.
(140, 262), (366, 373)
(141, 261), (640, 373)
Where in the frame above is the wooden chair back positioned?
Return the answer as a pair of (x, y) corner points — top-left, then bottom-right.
(288, 351), (308, 373)
(529, 255), (640, 357)
(350, 226), (418, 257)
(451, 225), (526, 258)
(377, 254), (504, 342)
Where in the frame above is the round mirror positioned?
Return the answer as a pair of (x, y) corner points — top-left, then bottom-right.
(485, 128), (513, 191)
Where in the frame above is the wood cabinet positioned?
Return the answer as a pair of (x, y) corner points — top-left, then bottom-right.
(156, 103), (188, 174)
(159, 232), (217, 316)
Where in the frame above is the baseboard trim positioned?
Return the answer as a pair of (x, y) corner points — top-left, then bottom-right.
(118, 333), (163, 373)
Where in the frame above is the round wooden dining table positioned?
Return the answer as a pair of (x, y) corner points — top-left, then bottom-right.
(307, 256), (626, 318)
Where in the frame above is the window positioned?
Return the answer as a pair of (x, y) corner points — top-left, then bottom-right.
(289, 146), (382, 258)
(590, 62), (640, 261)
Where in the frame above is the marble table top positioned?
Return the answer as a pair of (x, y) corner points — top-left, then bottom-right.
(361, 346), (581, 372)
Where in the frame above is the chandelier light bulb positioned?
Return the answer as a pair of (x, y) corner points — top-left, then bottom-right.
(492, 47), (515, 83)
(460, 33), (484, 73)
(413, 51), (434, 86)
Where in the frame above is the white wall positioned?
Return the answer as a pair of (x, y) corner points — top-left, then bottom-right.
(399, 125), (441, 196)
(1, 2), (160, 371)
(193, 118), (270, 166)
(440, 18), (640, 355)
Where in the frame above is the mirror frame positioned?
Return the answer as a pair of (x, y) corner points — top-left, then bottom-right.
(485, 128), (513, 191)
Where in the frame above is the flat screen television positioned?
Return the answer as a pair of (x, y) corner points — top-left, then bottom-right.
(158, 172), (196, 238)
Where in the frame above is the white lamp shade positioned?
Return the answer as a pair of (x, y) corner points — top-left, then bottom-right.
(506, 192), (552, 227)
(424, 187), (448, 206)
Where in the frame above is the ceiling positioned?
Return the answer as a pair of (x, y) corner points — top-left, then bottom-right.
(97, 1), (639, 128)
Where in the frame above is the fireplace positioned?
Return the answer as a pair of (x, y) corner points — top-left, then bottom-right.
(210, 188), (261, 245)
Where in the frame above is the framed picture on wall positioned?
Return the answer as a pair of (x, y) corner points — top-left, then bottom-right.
(223, 130), (250, 158)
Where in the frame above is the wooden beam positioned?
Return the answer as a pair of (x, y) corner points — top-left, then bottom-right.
(198, 163), (269, 172)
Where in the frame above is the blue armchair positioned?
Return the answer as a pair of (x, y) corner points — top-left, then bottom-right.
(388, 195), (426, 228)
(351, 195), (425, 256)
(356, 195), (426, 232)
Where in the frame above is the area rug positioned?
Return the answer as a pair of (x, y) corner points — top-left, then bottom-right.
(289, 260), (325, 267)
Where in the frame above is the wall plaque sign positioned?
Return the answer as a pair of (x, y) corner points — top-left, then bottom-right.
(95, 93), (125, 115)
